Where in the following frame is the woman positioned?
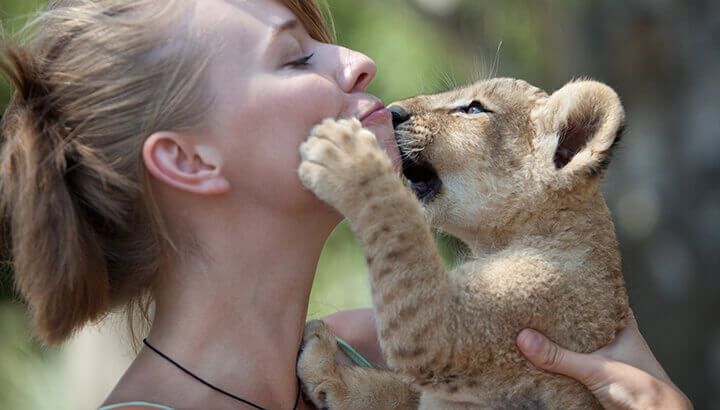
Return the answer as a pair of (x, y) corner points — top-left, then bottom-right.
(0, 0), (689, 409)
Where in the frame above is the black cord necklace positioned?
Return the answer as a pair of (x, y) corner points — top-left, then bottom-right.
(143, 338), (301, 410)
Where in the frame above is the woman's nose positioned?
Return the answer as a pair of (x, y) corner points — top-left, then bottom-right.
(338, 48), (377, 93)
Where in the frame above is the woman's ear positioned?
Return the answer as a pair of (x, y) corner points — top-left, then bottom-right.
(142, 131), (230, 195)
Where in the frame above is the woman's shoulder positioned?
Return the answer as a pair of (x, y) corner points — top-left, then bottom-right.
(99, 402), (175, 410)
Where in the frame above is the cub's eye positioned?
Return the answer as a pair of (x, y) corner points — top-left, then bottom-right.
(466, 101), (485, 114)
(455, 100), (491, 115)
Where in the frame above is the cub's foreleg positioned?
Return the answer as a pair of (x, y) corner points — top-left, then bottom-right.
(299, 119), (472, 388)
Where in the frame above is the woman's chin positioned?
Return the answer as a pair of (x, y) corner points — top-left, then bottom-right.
(317, 202), (345, 228)
(303, 190), (344, 222)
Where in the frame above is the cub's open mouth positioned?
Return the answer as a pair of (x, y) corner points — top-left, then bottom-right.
(402, 158), (442, 203)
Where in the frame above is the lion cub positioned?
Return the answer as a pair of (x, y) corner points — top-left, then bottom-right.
(297, 78), (629, 409)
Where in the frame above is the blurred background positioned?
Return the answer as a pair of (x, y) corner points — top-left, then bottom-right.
(1, 0), (718, 408)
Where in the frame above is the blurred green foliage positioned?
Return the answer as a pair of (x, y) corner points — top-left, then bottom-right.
(0, 302), (71, 410)
(330, 0), (473, 100)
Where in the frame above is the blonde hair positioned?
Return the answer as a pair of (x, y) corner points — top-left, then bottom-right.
(0, 0), (334, 345)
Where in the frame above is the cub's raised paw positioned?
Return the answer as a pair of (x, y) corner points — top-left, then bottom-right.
(298, 320), (348, 410)
(298, 118), (393, 210)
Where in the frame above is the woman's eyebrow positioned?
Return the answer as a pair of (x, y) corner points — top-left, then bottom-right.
(269, 18), (299, 43)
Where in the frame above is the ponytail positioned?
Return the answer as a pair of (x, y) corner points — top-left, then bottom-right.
(0, 46), (115, 343)
(0, 0), (216, 345)
(0, 0), (268, 345)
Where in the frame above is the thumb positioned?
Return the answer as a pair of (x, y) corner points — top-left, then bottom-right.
(517, 329), (601, 386)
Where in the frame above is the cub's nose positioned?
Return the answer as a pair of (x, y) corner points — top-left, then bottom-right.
(389, 105), (411, 128)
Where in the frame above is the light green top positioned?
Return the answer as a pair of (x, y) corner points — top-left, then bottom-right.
(335, 336), (374, 368)
(99, 338), (372, 410)
(99, 401), (175, 410)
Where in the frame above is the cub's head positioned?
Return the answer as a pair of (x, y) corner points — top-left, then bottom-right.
(390, 78), (625, 236)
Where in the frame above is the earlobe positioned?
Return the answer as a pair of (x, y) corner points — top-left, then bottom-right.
(142, 131), (230, 195)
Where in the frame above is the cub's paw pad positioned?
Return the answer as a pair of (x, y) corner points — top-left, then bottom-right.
(323, 118), (382, 156)
(302, 319), (336, 344)
(298, 320), (339, 379)
(311, 118), (364, 151)
(298, 320), (344, 409)
(298, 118), (392, 209)
(300, 118), (383, 167)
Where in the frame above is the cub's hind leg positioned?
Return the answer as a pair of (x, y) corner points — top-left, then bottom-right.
(298, 320), (419, 410)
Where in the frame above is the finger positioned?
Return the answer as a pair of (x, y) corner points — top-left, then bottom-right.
(626, 308), (639, 331)
(517, 329), (602, 386)
(601, 308), (640, 353)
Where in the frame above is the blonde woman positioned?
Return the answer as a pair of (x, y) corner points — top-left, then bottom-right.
(0, 0), (689, 409)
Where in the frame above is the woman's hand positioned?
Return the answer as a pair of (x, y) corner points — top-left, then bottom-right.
(516, 310), (692, 409)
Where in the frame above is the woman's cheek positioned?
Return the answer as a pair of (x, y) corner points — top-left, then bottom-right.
(284, 77), (345, 130)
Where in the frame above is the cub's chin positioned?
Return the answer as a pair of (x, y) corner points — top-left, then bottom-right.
(401, 157), (442, 203)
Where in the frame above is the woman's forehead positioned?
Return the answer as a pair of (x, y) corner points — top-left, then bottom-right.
(214, 0), (296, 27)
(194, 0), (296, 47)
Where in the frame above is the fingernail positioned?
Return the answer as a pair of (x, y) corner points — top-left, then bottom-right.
(518, 329), (543, 356)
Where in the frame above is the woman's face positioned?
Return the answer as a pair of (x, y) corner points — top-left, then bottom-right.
(200, 0), (400, 218)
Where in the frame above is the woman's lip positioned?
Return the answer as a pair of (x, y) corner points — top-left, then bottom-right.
(360, 107), (391, 125)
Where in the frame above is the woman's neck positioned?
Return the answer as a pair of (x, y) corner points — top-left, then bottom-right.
(110, 205), (338, 409)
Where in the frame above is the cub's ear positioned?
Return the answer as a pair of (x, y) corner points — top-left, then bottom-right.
(534, 80), (625, 179)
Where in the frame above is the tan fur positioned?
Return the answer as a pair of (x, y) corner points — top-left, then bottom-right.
(297, 78), (628, 409)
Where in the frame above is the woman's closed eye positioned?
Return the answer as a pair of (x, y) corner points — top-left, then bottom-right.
(286, 53), (314, 69)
